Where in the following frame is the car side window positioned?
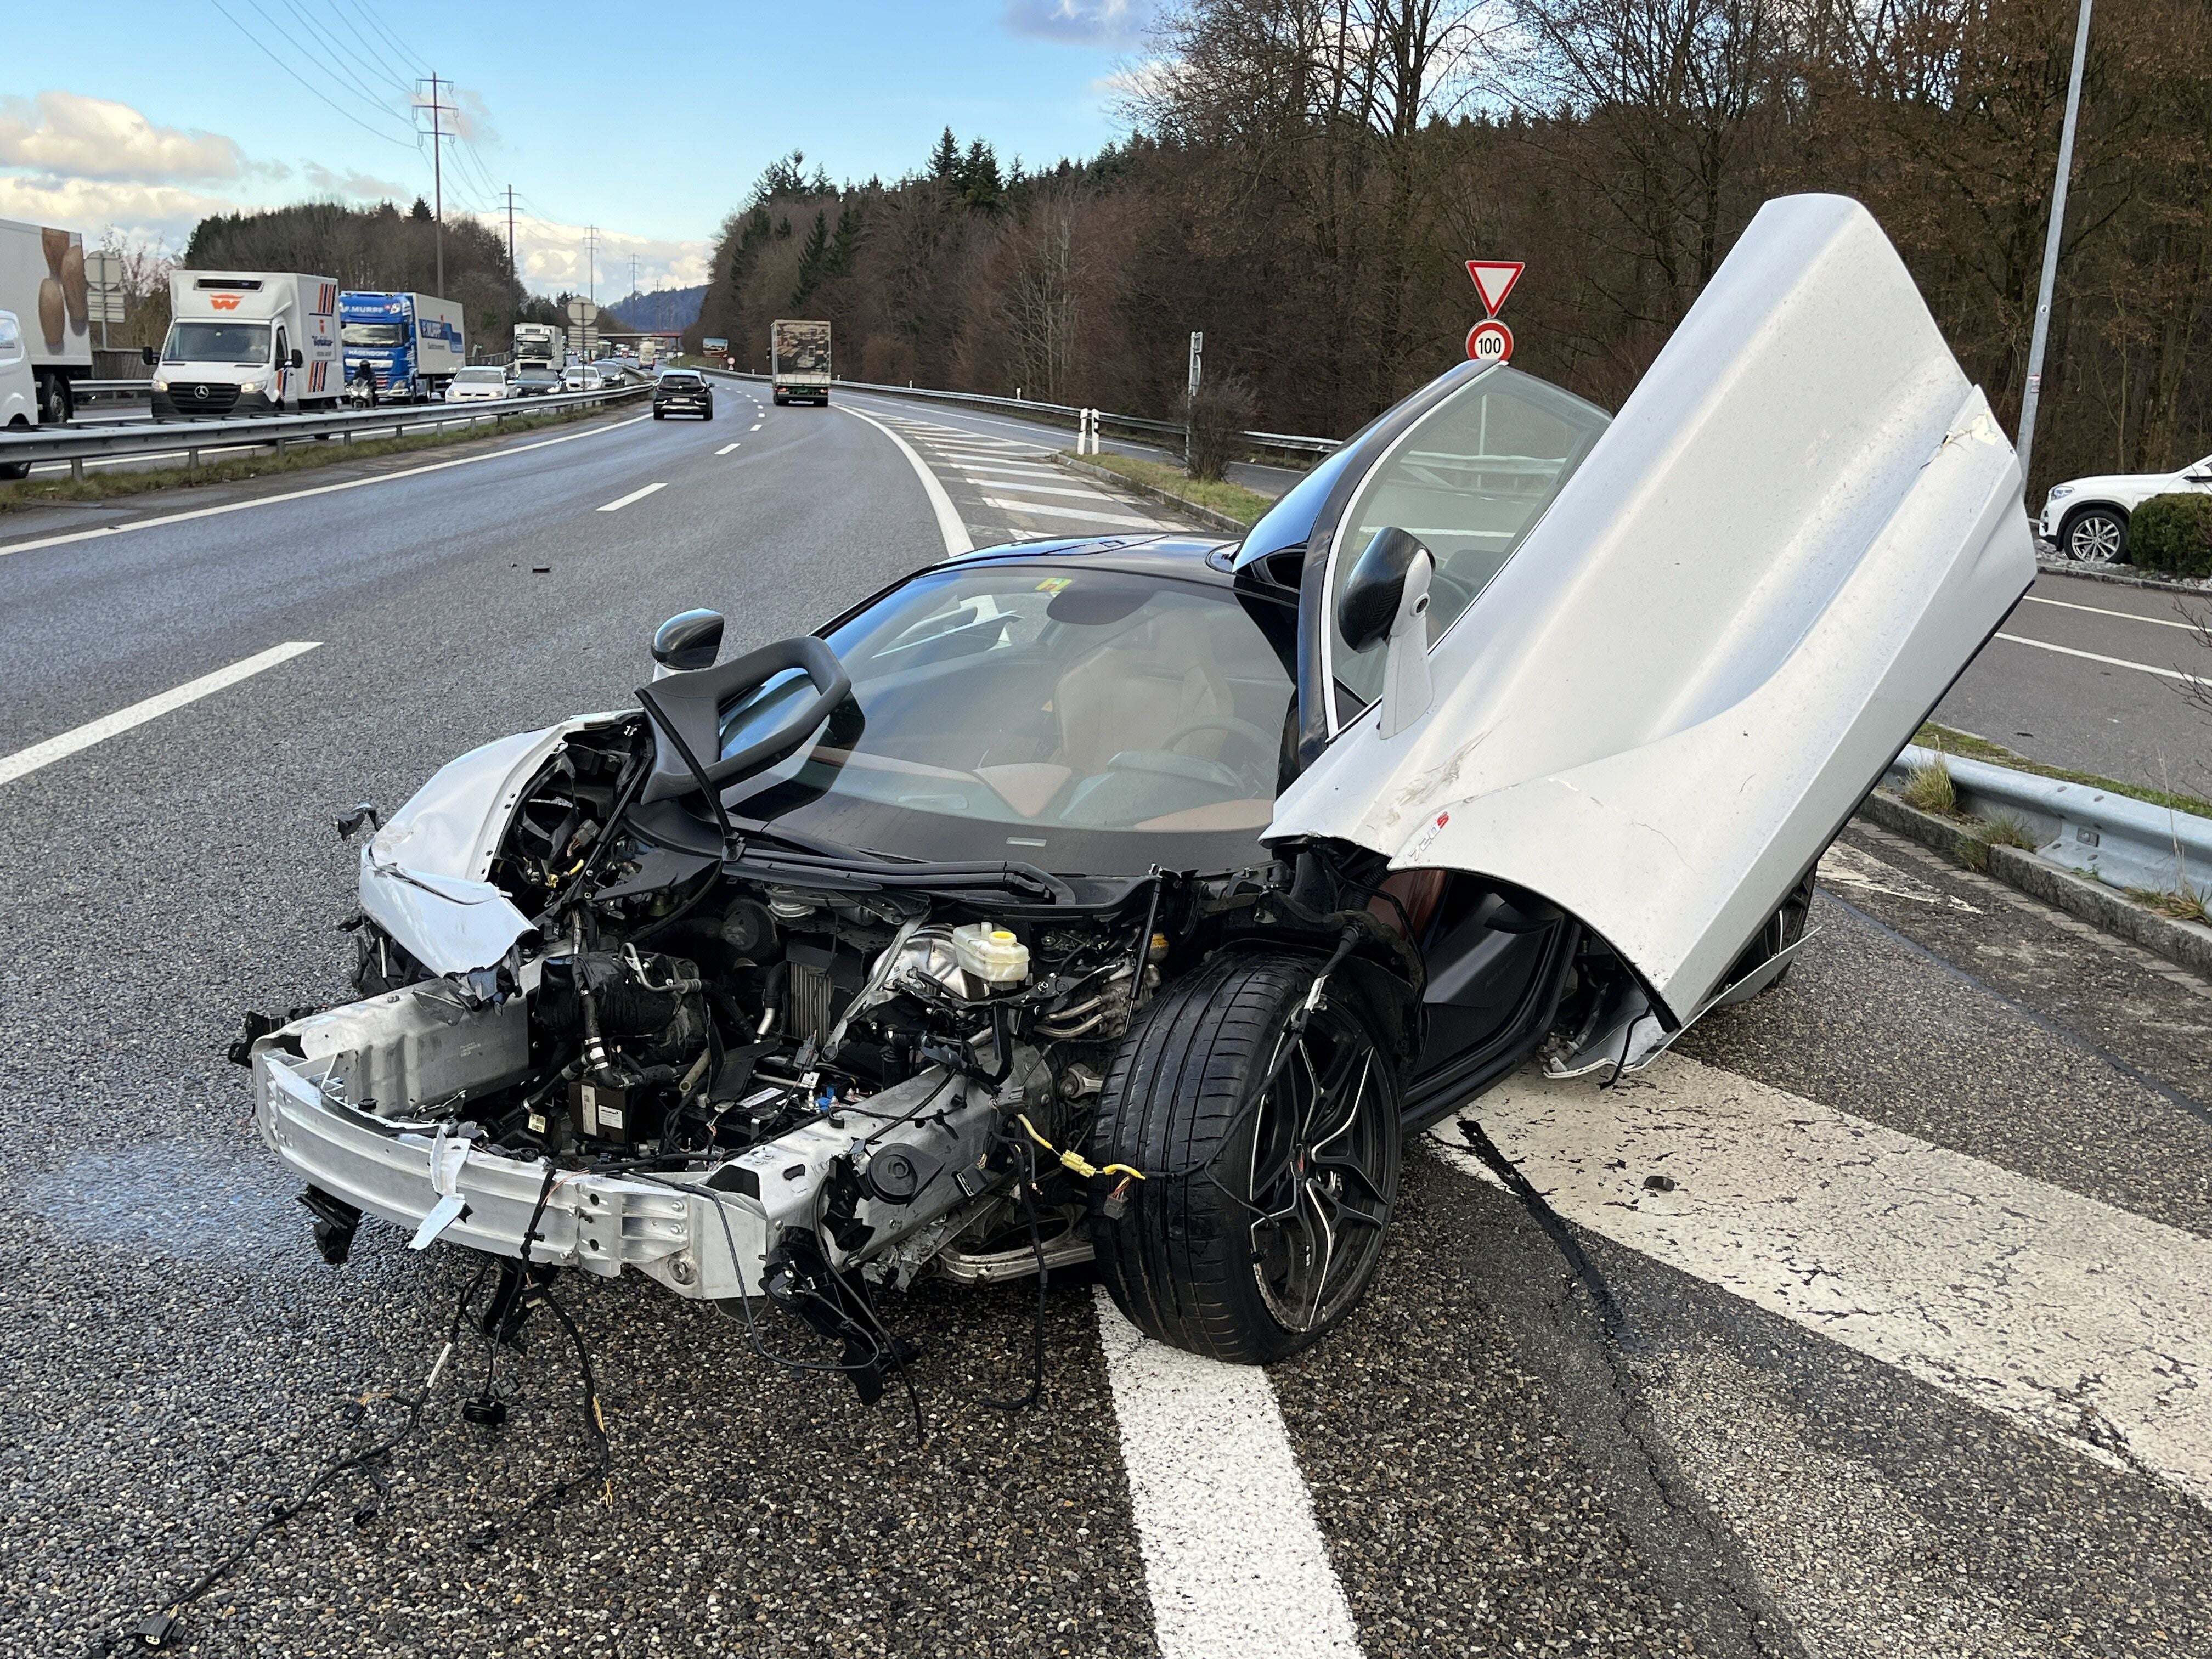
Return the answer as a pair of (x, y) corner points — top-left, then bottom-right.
(0, 314), (19, 359)
(1324, 368), (1609, 716)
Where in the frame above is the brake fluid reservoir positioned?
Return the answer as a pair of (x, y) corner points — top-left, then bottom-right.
(952, 923), (1029, 989)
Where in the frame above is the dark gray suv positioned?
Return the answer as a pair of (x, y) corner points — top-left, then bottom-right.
(652, 369), (713, 421)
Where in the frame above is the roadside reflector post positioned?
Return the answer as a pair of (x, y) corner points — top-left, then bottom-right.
(69, 457), (83, 481)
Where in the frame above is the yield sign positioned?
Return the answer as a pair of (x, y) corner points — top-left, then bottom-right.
(1465, 260), (1524, 318)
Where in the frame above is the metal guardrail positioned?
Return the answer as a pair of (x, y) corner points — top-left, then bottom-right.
(708, 369), (1339, 460)
(0, 382), (649, 478)
(1884, 743), (2212, 901)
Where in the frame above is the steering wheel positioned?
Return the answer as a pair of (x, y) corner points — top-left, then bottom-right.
(1159, 712), (1282, 794)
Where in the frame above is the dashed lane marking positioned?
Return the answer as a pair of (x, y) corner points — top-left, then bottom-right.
(0, 641), (321, 787)
(1434, 1051), (2212, 1506)
(0, 413), (654, 562)
(1094, 1292), (1365, 1658)
(1992, 631), (2199, 683)
(597, 481), (668, 512)
(715, 443), (740, 455)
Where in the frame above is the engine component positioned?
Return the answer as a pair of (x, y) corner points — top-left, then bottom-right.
(277, 982), (529, 1119)
(719, 898), (776, 959)
(952, 923), (1030, 988)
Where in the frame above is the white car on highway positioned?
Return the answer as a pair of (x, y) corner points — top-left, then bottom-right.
(0, 308), (37, 479)
(442, 366), (511, 404)
(562, 364), (605, 393)
(2039, 453), (2212, 563)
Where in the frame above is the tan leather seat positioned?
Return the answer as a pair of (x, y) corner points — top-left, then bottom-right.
(1052, 606), (1233, 776)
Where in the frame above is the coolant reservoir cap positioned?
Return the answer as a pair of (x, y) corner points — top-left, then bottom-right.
(951, 921), (1030, 986)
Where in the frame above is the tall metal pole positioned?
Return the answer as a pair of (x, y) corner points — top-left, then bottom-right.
(430, 72), (445, 298)
(505, 186), (517, 291)
(2016, 0), (2094, 492)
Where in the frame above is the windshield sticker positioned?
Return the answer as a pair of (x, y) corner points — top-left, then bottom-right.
(1034, 577), (1071, 594)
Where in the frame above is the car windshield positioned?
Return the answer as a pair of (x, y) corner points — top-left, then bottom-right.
(721, 563), (1299, 873)
(456, 368), (504, 382)
(165, 320), (270, 363)
(342, 322), (405, 347)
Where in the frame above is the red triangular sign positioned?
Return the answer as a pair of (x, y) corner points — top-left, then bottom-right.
(1465, 260), (1524, 317)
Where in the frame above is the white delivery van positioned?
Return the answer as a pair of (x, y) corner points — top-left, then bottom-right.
(152, 271), (342, 419)
(0, 217), (93, 426)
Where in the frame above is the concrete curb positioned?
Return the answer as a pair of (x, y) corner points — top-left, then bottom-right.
(2035, 554), (2212, 594)
(1856, 788), (2212, 981)
(1054, 454), (1252, 537)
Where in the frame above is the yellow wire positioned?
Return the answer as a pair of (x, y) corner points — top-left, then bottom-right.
(1016, 1114), (1146, 1182)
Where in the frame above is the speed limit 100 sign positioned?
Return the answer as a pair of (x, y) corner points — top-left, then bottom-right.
(1466, 318), (1514, 363)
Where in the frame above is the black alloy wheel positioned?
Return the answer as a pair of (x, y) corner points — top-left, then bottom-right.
(1090, 951), (1401, 1363)
(2061, 505), (2128, 564)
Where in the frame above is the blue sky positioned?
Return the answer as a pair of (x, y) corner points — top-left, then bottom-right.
(0, 1), (1153, 295)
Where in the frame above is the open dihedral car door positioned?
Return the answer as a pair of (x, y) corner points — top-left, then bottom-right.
(1267, 194), (2035, 1025)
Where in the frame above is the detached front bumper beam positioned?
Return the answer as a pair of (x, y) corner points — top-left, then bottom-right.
(252, 1049), (757, 1297)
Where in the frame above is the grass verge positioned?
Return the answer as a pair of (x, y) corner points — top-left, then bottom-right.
(1914, 721), (2212, 822)
(1068, 450), (1275, 527)
(0, 400), (626, 515)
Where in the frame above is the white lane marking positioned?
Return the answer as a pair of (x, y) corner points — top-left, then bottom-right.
(958, 478), (1120, 501)
(934, 449), (1048, 466)
(0, 641), (321, 787)
(1993, 631), (2199, 683)
(1433, 1052), (2212, 1504)
(1094, 1292), (1364, 1658)
(839, 404), (973, 556)
(715, 443), (741, 455)
(0, 414), (653, 562)
(597, 481), (668, 512)
(949, 460), (1059, 477)
(1818, 841), (1982, 912)
(2023, 593), (2198, 631)
(750, 422), (763, 432)
(979, 495), (1160, 529)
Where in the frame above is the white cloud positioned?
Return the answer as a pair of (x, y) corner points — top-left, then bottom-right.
(0, 173), (231, 251)
(490, 212), (711, 298)
(1003, 1), (1150, 46)
(0, 91), (246, 184)
(1094, 57), (1180, 104)
(301, 162), (410, 202)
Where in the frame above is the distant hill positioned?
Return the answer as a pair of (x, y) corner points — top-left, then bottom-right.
(603, 284), (706, 333)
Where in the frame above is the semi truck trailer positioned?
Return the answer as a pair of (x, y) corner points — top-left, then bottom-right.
(770, 319), (831, 405)
(0, 217), (93, 427)
(513, 323), (565, 371)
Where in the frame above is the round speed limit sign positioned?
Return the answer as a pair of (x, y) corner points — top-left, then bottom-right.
(1466, 318), (1514, 363)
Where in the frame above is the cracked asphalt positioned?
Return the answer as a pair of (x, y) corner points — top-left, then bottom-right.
(2, 392), (2208, 1656)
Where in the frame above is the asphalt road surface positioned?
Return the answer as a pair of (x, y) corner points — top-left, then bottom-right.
(3, 386), (2210, 1658)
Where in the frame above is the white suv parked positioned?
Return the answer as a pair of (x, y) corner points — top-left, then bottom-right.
(2039, 453), (2212, 563)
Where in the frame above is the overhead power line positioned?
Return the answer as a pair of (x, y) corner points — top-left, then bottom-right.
(208, 0), (415, 149)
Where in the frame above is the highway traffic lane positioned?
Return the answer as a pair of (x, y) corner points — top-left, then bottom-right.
(1936, 571), (2212, 798)
(0, 405), (760, 757)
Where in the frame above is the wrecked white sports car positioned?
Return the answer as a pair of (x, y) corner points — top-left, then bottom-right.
(241, 196), (2032, 1385)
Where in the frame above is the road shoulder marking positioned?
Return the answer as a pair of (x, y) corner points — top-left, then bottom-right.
(1094, 1291), (1364, 1657)
(1435, 1051), (2212, 1505)
(838, 404), (973, 557)
(1993, 631), (2198, 683)
(1, 641), (321, 787)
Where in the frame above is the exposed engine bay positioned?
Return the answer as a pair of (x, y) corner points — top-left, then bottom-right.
(246, 708), (1432, 1399)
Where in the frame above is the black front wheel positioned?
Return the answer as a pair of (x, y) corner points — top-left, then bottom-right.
(1090, 952), (1400, 1364)
(2061, 505), (2128, 564)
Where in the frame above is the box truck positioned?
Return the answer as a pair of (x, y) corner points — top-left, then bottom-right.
(339, 291), (466, 403)
(151, 271), (341, 419)
(770, 319), (831, 405)
(513, 322), (564, 371)
(0, 217), (94, 426)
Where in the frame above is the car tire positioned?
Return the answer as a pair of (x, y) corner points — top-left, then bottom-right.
(772, 392), (787, 407)
(37, 375), (70, 428)
(653, 409), (664, 420)
(1089, 951), (1401, 1364)
(0, 458), (29, 482)
(2059, 505), (2129, 564)
(1722, 866), (1818, 994)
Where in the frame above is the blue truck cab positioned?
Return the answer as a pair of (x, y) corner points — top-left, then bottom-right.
(339, 291), (467, 403)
